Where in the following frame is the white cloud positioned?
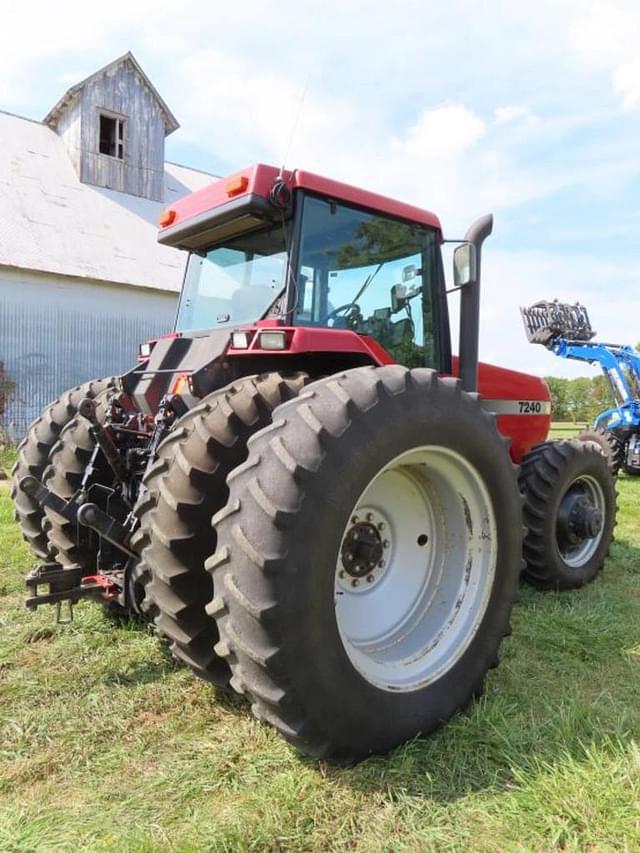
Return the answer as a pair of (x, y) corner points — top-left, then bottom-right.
(568, 1), (640, 111)
(613, 57), (640, 111)
(493, 105), (538, 126)
(391, 104), (486, 159)
(569, 0), (640, 70)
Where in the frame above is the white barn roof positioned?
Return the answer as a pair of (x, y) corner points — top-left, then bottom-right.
(0, 110), (215, 292)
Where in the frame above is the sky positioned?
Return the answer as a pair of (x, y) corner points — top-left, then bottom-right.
(2, 0), (640, 378)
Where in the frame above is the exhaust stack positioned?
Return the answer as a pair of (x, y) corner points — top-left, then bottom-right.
(458, 214), (493, 393)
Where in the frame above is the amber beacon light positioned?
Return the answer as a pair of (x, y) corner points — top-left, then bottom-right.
(159, 208), (176, 227)
(225, 175), (249, 196)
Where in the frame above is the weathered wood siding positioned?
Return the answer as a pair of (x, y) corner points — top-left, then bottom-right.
(0, 266), (177, 438)
(77, 62), (167, 201)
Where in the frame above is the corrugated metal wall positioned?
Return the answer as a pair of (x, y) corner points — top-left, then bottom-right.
(0, 267), (177, 439)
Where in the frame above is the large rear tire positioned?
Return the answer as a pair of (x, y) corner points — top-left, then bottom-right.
(44, 392), (212, 616)
(43, 388), (117, 568)
(11, 378), (115, 559)
(520, 439), (616, 590)
(207, 366), (523, 762)
(139, 372), (308, 685)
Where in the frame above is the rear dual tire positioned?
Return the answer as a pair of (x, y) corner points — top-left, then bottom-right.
(11, 378), (115, 559)
(137, 372), (309, 684)
(207, 366), (523, 762)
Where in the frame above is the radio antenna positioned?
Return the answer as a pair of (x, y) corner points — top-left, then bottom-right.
(279, 72), (311, 178)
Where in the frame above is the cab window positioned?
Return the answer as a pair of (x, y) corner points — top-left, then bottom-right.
(294, 194), (442, 369)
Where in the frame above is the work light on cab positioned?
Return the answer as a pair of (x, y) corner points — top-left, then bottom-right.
(231, 331), (250, 349)
(258, 331), (286, 350)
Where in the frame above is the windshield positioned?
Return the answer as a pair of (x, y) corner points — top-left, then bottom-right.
(294, 195), (444, 368)
(175, 224), (287, 332)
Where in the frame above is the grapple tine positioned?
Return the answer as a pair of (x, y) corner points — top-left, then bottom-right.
(520, 300), (595, 347)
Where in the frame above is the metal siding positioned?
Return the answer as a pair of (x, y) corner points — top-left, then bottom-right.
(0, 268), (176, 439)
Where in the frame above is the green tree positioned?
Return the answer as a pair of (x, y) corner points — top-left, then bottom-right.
(545, 376), (571, 420)
(588, 374), (613, 421)
(545, 374), (613, 424)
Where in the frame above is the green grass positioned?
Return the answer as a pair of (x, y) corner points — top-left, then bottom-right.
(0, 444), (17, 485)
(1, 476), (640, 851)
(548, 423), (587, 440)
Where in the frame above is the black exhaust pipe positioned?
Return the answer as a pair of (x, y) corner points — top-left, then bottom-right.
(458, 214), (493, 393)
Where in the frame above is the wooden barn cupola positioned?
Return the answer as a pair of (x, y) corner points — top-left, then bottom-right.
(43, 52), (179, 202)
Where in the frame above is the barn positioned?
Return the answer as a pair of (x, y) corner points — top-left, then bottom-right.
(0, 53), (215, 438)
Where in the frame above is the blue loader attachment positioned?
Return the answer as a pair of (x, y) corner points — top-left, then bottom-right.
(521, 300), (640, 475)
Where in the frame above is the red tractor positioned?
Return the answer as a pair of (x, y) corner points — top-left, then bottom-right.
(12, 165), (616, 762)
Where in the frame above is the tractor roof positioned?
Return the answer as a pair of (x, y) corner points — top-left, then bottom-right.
(158, 164), (442, 244)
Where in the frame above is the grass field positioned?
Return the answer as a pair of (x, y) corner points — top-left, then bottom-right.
(1, 443), (640, 851)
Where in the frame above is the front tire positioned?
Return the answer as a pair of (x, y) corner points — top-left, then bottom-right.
(520, 439), (616, 590)
(208, 366), (522, 762)
(577, 427), (623, 476)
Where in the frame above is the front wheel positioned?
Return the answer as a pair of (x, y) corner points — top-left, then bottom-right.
(207, 366), (523, 762)
(520, 439), (617, 590)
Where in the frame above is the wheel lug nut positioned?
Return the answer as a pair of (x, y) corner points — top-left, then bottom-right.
(383, 540), (390, 548)
(351, 579), (359, 587)
(339, 570), (345, 578)
(351, 515), (359, 525)
(378, 560), (385, 568)
(366, 512), (373, 522)
(367, 575), (374, 583)
(377, 522), (385, 531)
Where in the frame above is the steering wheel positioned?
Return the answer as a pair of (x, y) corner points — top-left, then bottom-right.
(325, 303), (362, 328)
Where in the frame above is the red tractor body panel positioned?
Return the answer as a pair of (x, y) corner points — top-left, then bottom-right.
(224, 326), (550, 462)
(228, 322), (396, 365)
(472, 359), (551, 462)
(160, 164), (442, 235)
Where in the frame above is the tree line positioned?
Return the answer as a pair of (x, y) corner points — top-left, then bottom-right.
(545, 375), (613, 423)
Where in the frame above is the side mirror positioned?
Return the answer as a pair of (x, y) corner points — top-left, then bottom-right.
(402, 264), (418, 283)
(390, 283), (407, 313)
(453, 243), (477, 288)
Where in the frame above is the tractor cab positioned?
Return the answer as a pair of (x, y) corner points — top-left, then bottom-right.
(159, 164), (451, 375)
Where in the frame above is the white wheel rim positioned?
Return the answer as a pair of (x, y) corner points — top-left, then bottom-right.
(334, 446), (497, 692)
(557, 474), (606, 568)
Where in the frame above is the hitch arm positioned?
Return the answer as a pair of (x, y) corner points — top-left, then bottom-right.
(19, 476), (136, 560)
(78, 397), (126, 483)
(77, 503), (137, 559)
(20, 476), (82, 524)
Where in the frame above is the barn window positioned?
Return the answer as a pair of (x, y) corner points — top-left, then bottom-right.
(98, 114), (124, 159)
